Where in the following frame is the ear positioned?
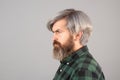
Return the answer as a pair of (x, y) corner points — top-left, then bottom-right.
(73, 31), (83, 41)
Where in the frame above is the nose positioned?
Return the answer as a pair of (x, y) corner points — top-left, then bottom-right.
(52, 33), (58, 41)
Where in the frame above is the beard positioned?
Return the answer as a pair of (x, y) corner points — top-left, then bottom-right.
(53, 35), (74, 61)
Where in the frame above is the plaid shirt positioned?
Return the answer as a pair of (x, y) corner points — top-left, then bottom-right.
(53, 46), (105, 80)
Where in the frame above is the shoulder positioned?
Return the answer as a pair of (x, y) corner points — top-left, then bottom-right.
(70, 53), (105, 80)
(75, 52), (102, 73)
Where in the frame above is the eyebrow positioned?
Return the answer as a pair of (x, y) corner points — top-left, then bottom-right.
(53, 29), (61, 33)
(53, 29), (59, 33)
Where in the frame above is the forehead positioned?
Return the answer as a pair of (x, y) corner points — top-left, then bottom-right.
(52, 19), (67, 31)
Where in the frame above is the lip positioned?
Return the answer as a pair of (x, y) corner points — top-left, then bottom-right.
(54, 43), (59, 46)
(53, 43), (60, 47)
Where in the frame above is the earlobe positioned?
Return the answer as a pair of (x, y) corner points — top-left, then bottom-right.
(73, 34), (77, 41)
(79, 31), (83, 38)
(74, 32), (83, 40)
(73, 34), (79, 41)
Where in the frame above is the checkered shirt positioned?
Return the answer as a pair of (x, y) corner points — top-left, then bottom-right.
(53, 46), (105, 80)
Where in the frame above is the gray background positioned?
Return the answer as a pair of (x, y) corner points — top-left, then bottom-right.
(0, 0), (120, 80)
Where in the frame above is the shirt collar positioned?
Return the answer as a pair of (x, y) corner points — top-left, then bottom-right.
(60, 46), (89, 64)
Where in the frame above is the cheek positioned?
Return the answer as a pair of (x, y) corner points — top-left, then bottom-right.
(60, 34), (65, 40)
(59, 33), (69, 44)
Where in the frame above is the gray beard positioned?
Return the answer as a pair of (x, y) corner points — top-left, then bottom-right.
(53, 36), (74, 61)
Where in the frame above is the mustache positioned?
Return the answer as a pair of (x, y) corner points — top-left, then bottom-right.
(53, 40), (61, 46)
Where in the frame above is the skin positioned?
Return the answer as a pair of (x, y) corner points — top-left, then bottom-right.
(52, 18), (83, 52)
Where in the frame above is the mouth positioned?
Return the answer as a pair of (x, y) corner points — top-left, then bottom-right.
(53, 41), (61, 47)
(53, 43), (60, 47)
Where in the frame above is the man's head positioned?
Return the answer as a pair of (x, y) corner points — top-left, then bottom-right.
(47, 9), (92, 60)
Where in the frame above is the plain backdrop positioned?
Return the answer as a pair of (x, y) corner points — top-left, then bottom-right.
(0, 0), (120, 80)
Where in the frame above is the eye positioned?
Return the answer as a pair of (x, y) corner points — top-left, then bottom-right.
(55, 30), (62, 34)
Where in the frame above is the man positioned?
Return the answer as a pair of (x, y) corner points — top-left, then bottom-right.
(47, 9), (105, 80)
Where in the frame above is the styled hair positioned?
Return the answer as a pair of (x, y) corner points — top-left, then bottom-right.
(47, 9), (92, 45)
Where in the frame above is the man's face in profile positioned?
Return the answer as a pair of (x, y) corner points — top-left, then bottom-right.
(52, 19), (74, 60)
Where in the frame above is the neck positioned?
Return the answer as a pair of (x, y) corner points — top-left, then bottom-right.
(73, 43), (83, 52)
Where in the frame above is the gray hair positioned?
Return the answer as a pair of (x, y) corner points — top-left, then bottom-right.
(47, 9), (93, 46)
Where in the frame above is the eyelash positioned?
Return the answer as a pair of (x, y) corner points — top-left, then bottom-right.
(56, 31), (61, 33)
(54, 30), (62, 34)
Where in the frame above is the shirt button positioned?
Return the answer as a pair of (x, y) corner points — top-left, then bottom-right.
(67, 62), (69, 65)
(60, 69), (62, 72)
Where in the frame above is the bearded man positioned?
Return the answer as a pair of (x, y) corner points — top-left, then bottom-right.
(47, 9), (105, 80)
